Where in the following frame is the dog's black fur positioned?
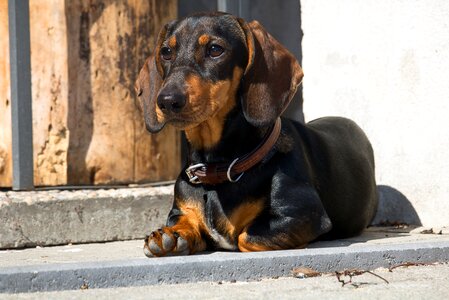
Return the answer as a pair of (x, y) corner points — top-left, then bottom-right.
(135, 12), (378, 256)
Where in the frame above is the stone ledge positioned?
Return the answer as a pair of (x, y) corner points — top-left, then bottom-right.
(0, 185), (174, 249)
(1, 228), (449, 293)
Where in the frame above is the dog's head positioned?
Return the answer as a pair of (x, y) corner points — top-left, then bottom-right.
(135, 12), (303, 134)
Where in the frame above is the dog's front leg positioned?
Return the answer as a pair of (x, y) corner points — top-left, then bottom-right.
(144, 198), (208, 257)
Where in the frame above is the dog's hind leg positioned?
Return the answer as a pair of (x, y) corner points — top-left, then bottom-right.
(237, 179), (332, 252)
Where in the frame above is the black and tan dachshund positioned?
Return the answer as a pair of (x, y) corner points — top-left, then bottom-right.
(135, 12), (378, 257)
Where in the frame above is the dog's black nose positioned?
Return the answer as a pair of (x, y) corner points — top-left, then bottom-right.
(157, 92), (186, 113)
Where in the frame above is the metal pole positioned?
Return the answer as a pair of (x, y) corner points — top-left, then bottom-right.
(217, 0), (238, 15)
(238, 0), (250, 20)
(8, 0), (34, 190)
(217, 0), (250, 19)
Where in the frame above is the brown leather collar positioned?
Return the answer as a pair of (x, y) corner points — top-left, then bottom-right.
(185, 118), (281, 185)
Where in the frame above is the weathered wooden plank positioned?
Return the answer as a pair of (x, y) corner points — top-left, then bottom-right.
(30, 0), (69, 186)
(64, 0), (179, 185)
(0, 0), (180, 187)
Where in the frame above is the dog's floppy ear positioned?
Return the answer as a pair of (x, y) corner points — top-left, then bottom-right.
(135, 56), (165, 133)
(135, 22), (176, 133)
(239, 20), (304, 127)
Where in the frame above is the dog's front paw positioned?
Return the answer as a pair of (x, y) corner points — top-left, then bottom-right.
(143, 227), (189, 257)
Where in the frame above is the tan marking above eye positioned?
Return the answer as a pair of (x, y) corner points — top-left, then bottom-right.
(168, 35), (177, 48)
(198, 34), (210, 46)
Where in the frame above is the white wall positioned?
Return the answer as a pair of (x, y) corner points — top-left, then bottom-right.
(301, 0), (449, 226)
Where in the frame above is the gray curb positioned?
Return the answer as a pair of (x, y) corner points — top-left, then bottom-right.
(1, 239), (449, 293)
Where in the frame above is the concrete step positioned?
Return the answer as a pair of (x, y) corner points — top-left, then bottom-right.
(1, 227), (449, 293)
(0, 184), (174, 249)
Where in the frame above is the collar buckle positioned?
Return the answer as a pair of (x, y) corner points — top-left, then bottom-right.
(185, 163), (206, 184)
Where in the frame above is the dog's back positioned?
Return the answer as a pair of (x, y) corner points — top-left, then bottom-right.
(302, 117), (378, 238)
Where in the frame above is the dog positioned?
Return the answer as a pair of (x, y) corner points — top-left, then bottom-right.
(134, 12), (378, 257)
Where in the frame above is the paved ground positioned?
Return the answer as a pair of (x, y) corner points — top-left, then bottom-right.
(1, 226), (449, 297)
(2, 263), (448, 299)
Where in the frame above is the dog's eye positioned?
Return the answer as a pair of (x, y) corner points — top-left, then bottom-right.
(160, 47), (173, 61)
(207, 44), (224, 58)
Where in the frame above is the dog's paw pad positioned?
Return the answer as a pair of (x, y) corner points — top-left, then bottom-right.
(143, 228), (190, 257)
(143, 244), (155, 257)
(148, 238), (163, 255)
(176, 236), (188, 252)
(162, 233), (175, 251)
